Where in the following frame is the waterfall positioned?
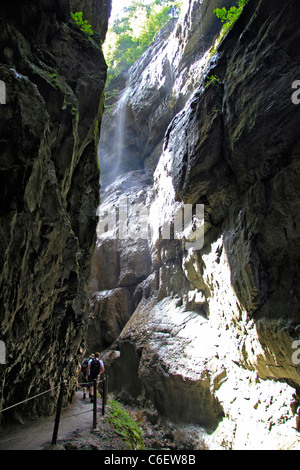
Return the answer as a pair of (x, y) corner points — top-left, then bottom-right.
(98, 83), (133, 193)
(112, 86), (131, 180)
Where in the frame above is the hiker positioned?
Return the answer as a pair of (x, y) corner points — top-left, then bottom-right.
(80, 355), (94, 399)
(86, 352), (104, 402)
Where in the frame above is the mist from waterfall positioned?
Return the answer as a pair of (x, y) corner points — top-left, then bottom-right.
(98, 83), (134, 194)
(111, 86), (131, 182)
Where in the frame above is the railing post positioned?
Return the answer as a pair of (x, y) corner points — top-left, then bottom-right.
(102, 375), (107, 416)
(52, 382), (65, 445)
(93, 379), (97, 429)
(105, 375), (108, 406)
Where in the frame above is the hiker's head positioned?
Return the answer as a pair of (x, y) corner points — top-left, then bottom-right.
(95, 352), (100, 358)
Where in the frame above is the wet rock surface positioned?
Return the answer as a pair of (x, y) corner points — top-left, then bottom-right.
(0, 0), (110, 420)
(90, 0), (300, 450)
(88, 171), (153, 352)
(98, 0), (235, 187)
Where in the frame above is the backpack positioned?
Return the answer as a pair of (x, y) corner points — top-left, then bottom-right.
(89, 358), (101, 378)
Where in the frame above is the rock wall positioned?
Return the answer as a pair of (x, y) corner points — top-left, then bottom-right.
(90, 0), (300, 450)
(0, 0), (111, 421)
(98, 0), (236, 187)
(89, 0), (234, 353)
(88, 171), (153, 352)
(70, 0), (111, 41)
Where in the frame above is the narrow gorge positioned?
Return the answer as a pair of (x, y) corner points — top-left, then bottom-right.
(1, 0), (300, 451)
(89, 0), (300, 450)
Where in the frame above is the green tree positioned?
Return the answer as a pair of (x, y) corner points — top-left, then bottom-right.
(210, 0), (248, 56)
(104, 0), (182, 85)
(214, 0), (248, 30)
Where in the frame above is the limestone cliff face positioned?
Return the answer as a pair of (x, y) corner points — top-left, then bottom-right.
(88, 170), (153, 353)
(91, 0), (300, 450)
(99, 0), (236, 187)
(0, 0), (110, 420)
(89, 0), (233, 353)
(70, 0), (111, 41)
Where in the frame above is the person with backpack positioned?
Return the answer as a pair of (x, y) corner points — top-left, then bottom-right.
(80, 355), (93, 400)
(86, 352), (104, 402)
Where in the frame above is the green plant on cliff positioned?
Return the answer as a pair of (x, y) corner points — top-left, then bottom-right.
(104, 0), (182, 85)
(205, 74), (221, 90)
(71, 11), (94, 36)
(210, 0), (248, 55)
(107, 398), (145, 450)
(214, 0), (248, 28)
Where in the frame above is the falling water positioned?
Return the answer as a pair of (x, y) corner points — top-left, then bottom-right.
(98, 82), (133, 193)
(111, 86), (131, 181)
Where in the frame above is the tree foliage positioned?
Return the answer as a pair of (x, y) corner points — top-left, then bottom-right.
(211, 0), (248, 56)
(104, 0), (182, 85)
(71, 11), (94, 36)
(214, 0), (248, 28)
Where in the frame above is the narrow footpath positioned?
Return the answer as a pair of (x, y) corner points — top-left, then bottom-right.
(0, 392), (195, 451)
(0, 391), (102, 450)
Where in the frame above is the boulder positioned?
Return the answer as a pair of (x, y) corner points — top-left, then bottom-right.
(88, 288), (133, 351)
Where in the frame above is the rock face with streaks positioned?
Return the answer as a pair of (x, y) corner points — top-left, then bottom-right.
(88, 171), (153, 352)
(0, 0), (111, 421)
(88, 0), (232, 353)
(98, 0), (236, 187)
(89, 0), (300, 450)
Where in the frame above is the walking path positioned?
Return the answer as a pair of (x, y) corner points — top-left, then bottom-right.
(0, 391), (98, 450)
